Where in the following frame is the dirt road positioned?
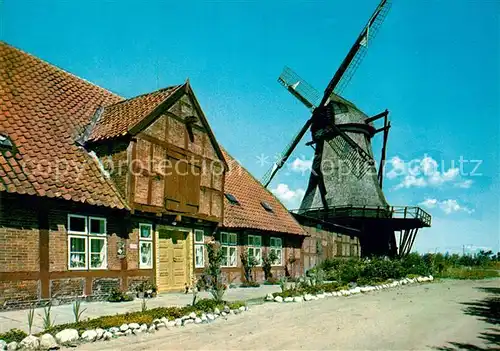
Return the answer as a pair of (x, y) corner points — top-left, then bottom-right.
(76, 279), (499, 350)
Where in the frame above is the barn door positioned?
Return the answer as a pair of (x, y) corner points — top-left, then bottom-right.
(164, 151), (201, 213)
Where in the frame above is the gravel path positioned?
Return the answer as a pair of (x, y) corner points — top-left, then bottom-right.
(71, 279), (499, 350)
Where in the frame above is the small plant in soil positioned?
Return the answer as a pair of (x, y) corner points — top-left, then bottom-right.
(72, 299), (87, 323)
(39, 302), (55, 330)
(27, 304), (35, 335)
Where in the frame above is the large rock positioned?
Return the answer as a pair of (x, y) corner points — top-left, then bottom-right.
(304, 294), (313, 301)
(19, 335), (39, 351)
(284, 297), (293, 302)
(39, 334), (58, 350)
(429, 275), (434, 281)
(108, 327), (119, 334)
(239, 306), (246, 312)
(6, 342), (17, 351)
(102, 332), (113, 341)
(95, 328), (105, 340)
(214, 307), (221, 315)
(128, 323), (140, 330)
(274, 296), (283, 303)
(189, 312), (197, 319)
(140, 324), (148, 332)
(124, 330), (132, 336)
(293, 296), (304, 302)
(350, 287), (361, 294)
(223, 305), (230, 313)
(81, 330), (98, 342)
(148, 325), (156, 333)
(0, 340), (6, 351)
(175, 319), (182, 327)
(166, 321), (176, 328)
(55, 329), (79, 344)
(183, 319), (194, 326)
(206, 313), (215, 321)
(265, 293), (274, 301)
(119, 324), (129, 332)
(194, 318), (202, 324)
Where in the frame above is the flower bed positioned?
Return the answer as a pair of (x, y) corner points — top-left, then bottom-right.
(0, 299), (247, 350)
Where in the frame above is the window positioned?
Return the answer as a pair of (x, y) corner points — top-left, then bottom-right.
(139, 224), (153, 269)
(0, 134), (13, 149)
(247, 235), (262, 265)
(270, 237), (283, 266)
(68, 215), (107, 270)
(260, 201), (273, 212)
(224, 193), (240, 205)
(220, 232), (237, 267)
(194, 229), (205, 268)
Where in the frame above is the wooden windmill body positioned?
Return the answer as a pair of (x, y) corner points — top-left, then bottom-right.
(262, 0), (431, 257)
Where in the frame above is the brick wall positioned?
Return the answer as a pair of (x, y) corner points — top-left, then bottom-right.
(50, 278), (85, 297)
(0, 227), (39, 272)
(0, 280), (39, 307)
(92, 277), (120, 295)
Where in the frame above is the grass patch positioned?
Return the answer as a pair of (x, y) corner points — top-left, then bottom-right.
(0, 328), (28, 343)
(438, 267), (499, 280)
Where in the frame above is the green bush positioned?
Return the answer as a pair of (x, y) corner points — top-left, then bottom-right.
(0, 329), (27, 343)
(241, 281), (260, 288)
(228, 301), (246, 310)
(194, 298), (224, 312)
(107, 287), (133, 303)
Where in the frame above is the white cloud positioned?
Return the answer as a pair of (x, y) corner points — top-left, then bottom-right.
(387, 155), (470, 190)
(394, 175), (427, 190)
(289, 157), (312, 174)
(420, 198), (438, 208)
(454, 179), (473, 188)
(271, 183), (305, 209)
(419, 198), (474, 215)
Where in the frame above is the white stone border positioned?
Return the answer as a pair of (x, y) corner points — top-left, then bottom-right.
(1, 305), (249, 350)
(266, 275), (434, 303)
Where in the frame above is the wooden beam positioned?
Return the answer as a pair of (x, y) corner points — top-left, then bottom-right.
(365, 109), (389, 124)
(378, 116), (390, 188)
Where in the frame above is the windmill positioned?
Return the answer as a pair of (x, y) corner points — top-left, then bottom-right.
(262, 0), (431, 257)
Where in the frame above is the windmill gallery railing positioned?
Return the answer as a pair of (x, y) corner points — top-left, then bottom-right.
(292, 205), (432, 228)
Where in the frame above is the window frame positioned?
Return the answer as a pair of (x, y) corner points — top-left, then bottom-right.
(67, 214), (88, 235)
(68, 235), (88, 270)
(89, 236), (107, 270)
(194, 229), (205, 268)
(220, 232), (238, 268)
(139, 223), (154, 269)
(247, 234), (262, 266)
(67, 214), (108, 271)
(88, 216), (107, 236)
(269, 237), (283, 266)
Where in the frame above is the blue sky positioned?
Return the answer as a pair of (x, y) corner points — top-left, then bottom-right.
(2, 0), (499, 253)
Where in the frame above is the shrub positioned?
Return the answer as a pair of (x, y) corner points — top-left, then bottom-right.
(194, 298), (224, 312)
(0, 329), (28, 343)
(204, 242), (227, 302)
(135, 280), (157, 298)
(262, 251), (279, 281)
(440, 267), (499, 279)
(108, 287), (133, 302)
(241, 281), (260, 288)
(72, 299), (87, 323)
(241, 250), (258, 283)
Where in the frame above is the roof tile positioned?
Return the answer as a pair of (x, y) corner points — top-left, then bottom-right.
(0, 42), (126, 209)
(222, 150), (305, 236)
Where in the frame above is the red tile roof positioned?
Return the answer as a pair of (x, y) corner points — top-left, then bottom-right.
(222, 150), (306, 236)
(88, 86), (181, 142)
(0, 42), (127, 208)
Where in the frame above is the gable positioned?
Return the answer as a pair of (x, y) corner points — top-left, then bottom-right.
(129, 88), (225, 221)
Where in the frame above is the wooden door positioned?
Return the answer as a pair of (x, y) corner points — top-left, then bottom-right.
(157, 229), (189, 292)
